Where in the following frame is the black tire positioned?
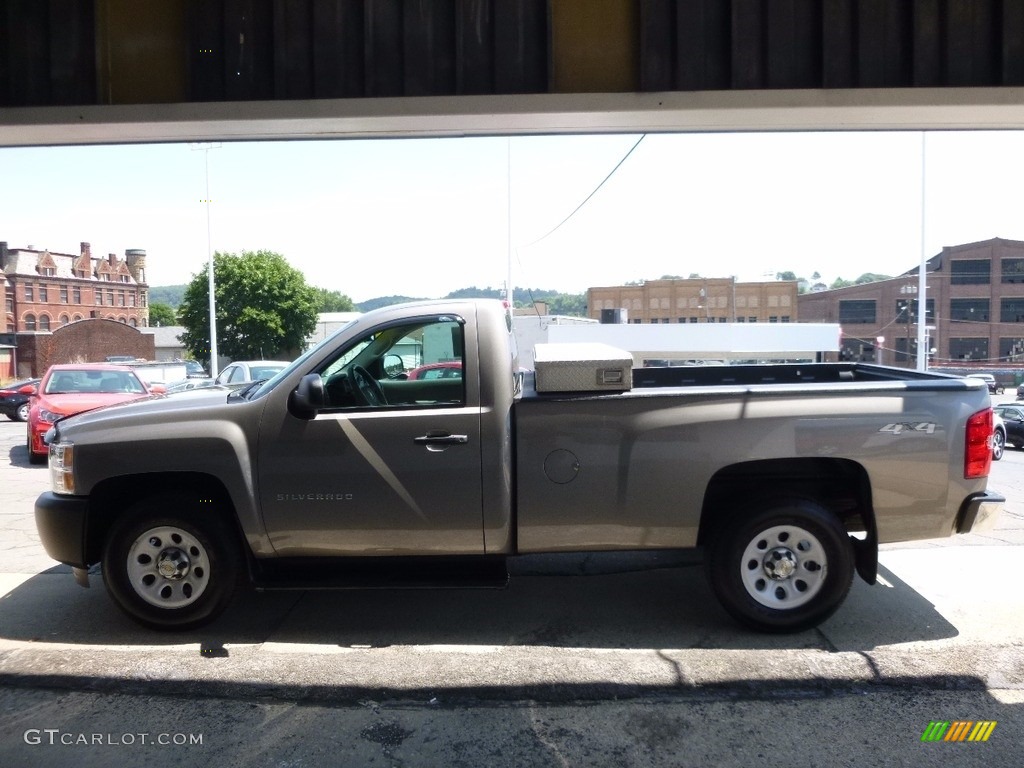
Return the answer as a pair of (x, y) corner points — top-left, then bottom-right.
(993, 429), (1006, 461)
(102, 494), (242, 630)
(705, 500), (855, 633)
(15, 402), (30, 422)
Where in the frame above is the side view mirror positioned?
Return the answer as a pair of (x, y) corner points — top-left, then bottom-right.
(149, 384), (167, 395)
(383, 353), (406, 379)
(289, 373), (326, 419)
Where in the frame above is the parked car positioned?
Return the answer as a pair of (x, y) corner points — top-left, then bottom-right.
(406, 361), (463, 380)
(164, 378), (215, 393)
(966, 373), (1003, 394)
(1017, 381), (1024, 400)
(26, 365), (163, 464)
(992, 411), (1007, 460)
(993, 403), (1024, 450)
(0, 378), (40, 422)
(184, 360), (207, 377)
(214, 360), (288, 386)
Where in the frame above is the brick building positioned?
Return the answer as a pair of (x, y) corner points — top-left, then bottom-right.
(587, 277), (798, 325)
(3, 241), (150, 332)
(2, 241), (151, 377)
(797, 237), (1024, 369)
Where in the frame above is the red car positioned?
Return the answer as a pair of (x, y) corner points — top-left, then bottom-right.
(406, 361), (463, 380)
(26, 364), (163, 465)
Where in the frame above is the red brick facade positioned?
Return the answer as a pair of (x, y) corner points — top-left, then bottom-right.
(3, 241), (149, 334)
(15, 320), (156, 379)
(3, 241), (152, 377)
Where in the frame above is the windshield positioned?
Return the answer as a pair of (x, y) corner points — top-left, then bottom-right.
(45, 369), (147, 395)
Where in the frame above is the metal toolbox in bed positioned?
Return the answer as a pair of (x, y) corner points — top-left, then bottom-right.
(532, 343), (633, 393)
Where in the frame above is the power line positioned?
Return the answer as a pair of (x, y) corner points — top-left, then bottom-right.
(523, 134), (646, 248)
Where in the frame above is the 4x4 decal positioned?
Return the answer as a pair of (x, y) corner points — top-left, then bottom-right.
(879, 422), (938, 435)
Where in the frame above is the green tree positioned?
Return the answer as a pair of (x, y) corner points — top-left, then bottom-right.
(315, 288), (356, 312)
(831, 277), (854, 289)
(148, 301), (178, 327)
(178, 250), (319, 363)
(776, 271), (797, 281)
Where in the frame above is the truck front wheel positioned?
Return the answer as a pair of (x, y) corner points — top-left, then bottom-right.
(705, 501), (855, 633)
(102, 496), (241, 630)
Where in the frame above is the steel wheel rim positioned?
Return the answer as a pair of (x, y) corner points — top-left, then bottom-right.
(16, 403), (29, 421)
(993, 431), (1005, 460)
(740, 524), (828, 610)
(126, 525), (210, 609)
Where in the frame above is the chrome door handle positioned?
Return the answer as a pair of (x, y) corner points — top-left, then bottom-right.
(414, 433), (469, 445)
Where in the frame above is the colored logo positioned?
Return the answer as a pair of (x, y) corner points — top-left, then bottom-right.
(921, 721), (996, 742)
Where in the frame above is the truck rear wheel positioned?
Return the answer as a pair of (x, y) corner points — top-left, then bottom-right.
(102, 495), (241, 630)
(705, 500), (854, 633)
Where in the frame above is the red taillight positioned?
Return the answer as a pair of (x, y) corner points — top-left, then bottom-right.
(965, 408), (993, 479)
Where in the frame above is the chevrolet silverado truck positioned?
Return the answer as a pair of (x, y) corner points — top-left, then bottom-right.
(35, 299), (1004, 633)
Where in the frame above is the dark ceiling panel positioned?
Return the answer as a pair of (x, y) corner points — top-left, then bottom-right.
(455, 0), (495, 95)
(313, 0), (366, 98)
(6, 0), (1024, 107)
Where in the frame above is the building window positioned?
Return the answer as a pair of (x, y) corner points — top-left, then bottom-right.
(138, 268), (145, 282)
(1001, 298), (1024, 323)
(950, 260), (990, 285)
(129, 294), (136, 307)
(38, 284), (48, 302)
(117, 292), (125, 307)
(59, 313), (69, 326)
(736, 316), (746, 323)
(4, 296), (12, 313)
(769, 316), (778, 323)
(839, 300), (876, 324)
(130, 318), (137, 327)
(95, 290), (102, 305)
(840, 338), (875, 362)
(949, 338), (989, 361)
(950, 298), (990, 323)
(106, 289), (114, 306)
(895, 298), (936, 322)
(141, 291), (148, 308)
(781, 316), (791, 323)
(650, 318), (658, 324)
(60, 285), (68, 303)
(1001, 338), (1024, 363)
(24, 314), (36, 331)
(748, 317), (757, 323)
(38, 315), (50, 331)
(24, 285), (33, 301)
(1003, 258), (1024, 283)
(73, 286), (81, 303)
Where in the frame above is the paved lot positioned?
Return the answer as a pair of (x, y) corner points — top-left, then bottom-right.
(1, 407), (1023, 766)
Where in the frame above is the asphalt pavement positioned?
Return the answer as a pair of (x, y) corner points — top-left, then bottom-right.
(0, 406), (1023, 766)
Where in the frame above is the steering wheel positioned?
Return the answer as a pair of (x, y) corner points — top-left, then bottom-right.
(350, 365), (387, 406)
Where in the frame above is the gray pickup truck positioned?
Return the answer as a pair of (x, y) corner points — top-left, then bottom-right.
(35, 299), (1004, 633)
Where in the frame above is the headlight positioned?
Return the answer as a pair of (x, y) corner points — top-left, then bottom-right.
(38, 408), (62, 424)
(49, 441), (75, 495)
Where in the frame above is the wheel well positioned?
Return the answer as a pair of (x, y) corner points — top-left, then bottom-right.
(697, 457), (877, 582)
(85, 473), (242, 565)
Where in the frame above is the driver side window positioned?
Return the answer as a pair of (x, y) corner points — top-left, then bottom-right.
(318, 317), (466, 410)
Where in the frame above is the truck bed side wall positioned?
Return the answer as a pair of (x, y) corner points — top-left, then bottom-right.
(514, 381), (990, 552)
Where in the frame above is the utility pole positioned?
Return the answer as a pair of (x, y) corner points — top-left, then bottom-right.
(192, 143), (221, 377)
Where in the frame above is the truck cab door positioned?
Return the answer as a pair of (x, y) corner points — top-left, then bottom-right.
(257, 315), (485, 556)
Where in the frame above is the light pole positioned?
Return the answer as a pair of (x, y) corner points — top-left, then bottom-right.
(192, 143), (221, 377)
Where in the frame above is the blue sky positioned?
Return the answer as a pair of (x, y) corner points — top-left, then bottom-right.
(3, 131), (1024, 302)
